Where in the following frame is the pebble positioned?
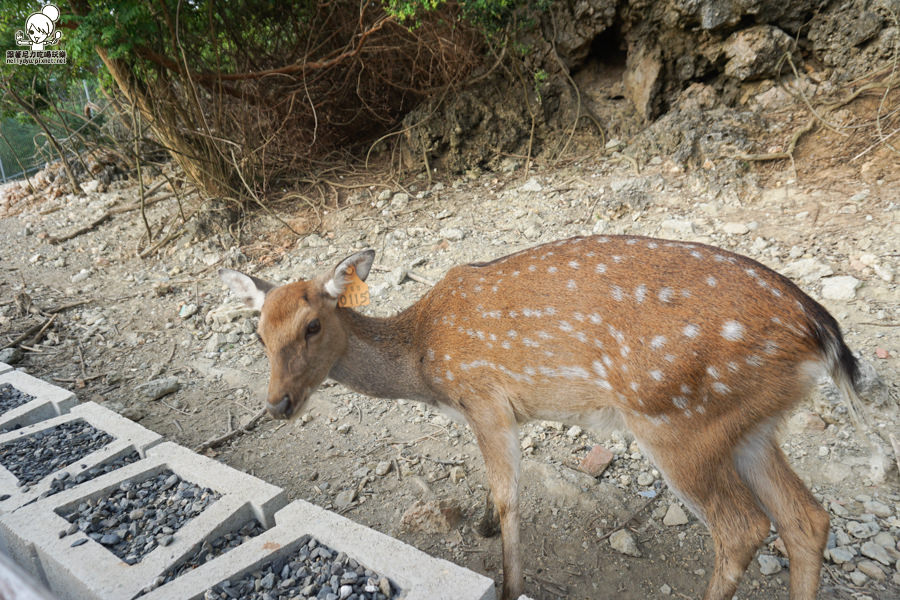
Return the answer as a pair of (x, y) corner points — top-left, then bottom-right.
(856, 560), (886, 581)
(663, 504), (689, 526)
(578, 445), (613, 477)
(179, 303), (199, 319)
(828, 546), (855, 564)
(520, 178), (543, 192)
(860, 541), (893, 566)
(820, 276), (861, 300)
(566, 425), (583, 438)
(781, 258), (833, 282)
(862, 500), (892, 519)
(636, 472), (655, 486)
(608, 529), (641, 557)
(722, 222), (750, 235)
(334, 489), (357, 510)
(374, 461), (392, 477)
(849, 570), (868, 586)
(757, 554), (782, 575)
(135, 377), (182, 401)
(439, 227), (465, 241)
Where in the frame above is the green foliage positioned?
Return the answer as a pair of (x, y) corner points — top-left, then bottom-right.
(0, 117), (43, 179)
(383, 0), (545, 36)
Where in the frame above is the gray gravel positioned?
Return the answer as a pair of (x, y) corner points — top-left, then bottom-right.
(0, 383), (33, 415)
(0, 420), (113, 486)
(139, 518), (265, 594)
(42, 450), (142, 498)
(205, 535), (397, 600)
(61, 470), (221, 565)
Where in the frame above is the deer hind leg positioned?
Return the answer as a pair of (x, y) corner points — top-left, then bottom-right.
(735, 428), (829, 600)
(634, 431), (771, 600)
(469, 402), (522, 600)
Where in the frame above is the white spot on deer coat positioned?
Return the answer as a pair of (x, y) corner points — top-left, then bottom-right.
(592, 360), (607, 377)
(568, 279), (577, 290)
(611, 285), (624, 301)
(683, 324), (700, 338)
(706, 276), (717, 287)
(712, 382), (731, 395)
(595, 263), (607, 274)
(650, 335), (667, 349)
(650, 369), (663, 381)
(658, 287), (673, 303)
(706, 365), (720, 379)
(721, 320), (744, 341)
(634, 284), (647, 303)
(568, 260), (580, 269)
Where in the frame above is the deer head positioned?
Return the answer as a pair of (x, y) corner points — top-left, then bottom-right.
(218, 250), (375, 419)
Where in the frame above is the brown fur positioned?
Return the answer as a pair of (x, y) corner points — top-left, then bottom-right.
(221, 235), (855, 600)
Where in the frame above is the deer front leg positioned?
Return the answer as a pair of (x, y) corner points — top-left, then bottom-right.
(474, 489), (501, 537)
(470, 403), (522, 600)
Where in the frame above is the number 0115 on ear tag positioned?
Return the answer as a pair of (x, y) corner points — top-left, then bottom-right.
(337, 265), (370, 308)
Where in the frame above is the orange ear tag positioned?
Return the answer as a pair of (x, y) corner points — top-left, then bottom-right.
(337, 265), (370, 308)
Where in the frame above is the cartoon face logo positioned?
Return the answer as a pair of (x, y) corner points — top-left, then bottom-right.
(15, 5), (62, 51)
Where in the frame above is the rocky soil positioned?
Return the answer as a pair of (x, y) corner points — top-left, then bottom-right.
(2, 43), (900, 600)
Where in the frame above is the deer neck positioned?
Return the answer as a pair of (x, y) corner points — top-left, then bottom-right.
(328, 307), (427, 401)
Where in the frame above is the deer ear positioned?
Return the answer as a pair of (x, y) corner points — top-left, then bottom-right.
(218, 269), (274, 311)
(322, 249), (375, 299)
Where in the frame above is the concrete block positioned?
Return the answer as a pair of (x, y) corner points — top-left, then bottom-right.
(0, 370), (77, 432)
(0, 441), (287, 600)
(0, 402), (162, 514)
(140, 500), (496, 600)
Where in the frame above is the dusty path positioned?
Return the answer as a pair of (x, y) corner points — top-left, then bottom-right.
(1, 139), (898, 599)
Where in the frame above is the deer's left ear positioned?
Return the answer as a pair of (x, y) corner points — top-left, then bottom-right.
(218, 269), (274, 311)
(322, 249), (375, 300)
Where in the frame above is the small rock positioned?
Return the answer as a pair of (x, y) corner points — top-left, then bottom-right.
(389, 267), (407, 286)
(860, 541), (893, 566)
(660, 219), (694, 235)
(374, 461), (392, 477)
(722, 222), (750, 235)
(663, 504), (689, 526)
(782, 258), (834, 282)
(608, 529), (641, 557)
(828, 546), (855, 564)
(135, 377), (181, 401)
(856, 560), (886, 581)
(0, 347), (24, 365)
(390, 193), (409, 210)
(178, 304), (199, 319)
(820, 276), (861, 300)
(334, 489), (356, 509)
(71, 269), (92, 283)
(399, 499), (461, 534)
(259, 572), (275, 589)
(100, 533), (121, 545)
(566, 425), (583, 438)
(520, 178), (542, 192)
(863, 500), (892, 518)
(847, 520), (880, 539)
(757, 554), (782, 575)
(204, 333), (225, 353)
(578, 445), (613, 477)
(336, 423), (351, 434)
(787, 410), (826, 433)
(849, 570), (868, 586)
(659, 583), (672, 595)
(875, 347), (890, 359)
(636, 472), (655, 486)
(439, 227), (465, 242)
(872, 264), (893, 282)
(378, 577), (391, 597)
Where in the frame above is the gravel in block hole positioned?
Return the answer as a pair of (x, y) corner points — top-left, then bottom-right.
(138, 519), (266, 596)
(60, 470), (221, 565)
(41, 450), (142, 499)
(0, 420), (114, 487)
(0, 383), (34, 415)
(205, 535), (398, 600)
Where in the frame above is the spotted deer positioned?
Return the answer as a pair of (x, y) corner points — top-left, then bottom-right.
(220, 235), (864, 600)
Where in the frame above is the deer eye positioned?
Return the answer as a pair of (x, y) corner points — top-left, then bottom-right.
(306, 318), (321, 337)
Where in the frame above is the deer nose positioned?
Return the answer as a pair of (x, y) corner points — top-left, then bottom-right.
(268, 394), (291, 418)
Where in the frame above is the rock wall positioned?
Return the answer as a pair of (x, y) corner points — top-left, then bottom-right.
(402, 0), (899, 173)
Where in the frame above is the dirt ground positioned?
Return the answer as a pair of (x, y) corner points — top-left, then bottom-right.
(2, 104), (899, 598)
